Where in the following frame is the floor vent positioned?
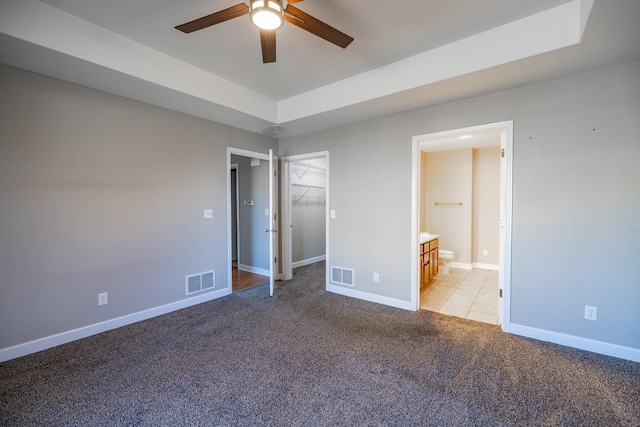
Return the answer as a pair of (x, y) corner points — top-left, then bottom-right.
(185, 270), (215, 295)
(331, 266), (354, 286)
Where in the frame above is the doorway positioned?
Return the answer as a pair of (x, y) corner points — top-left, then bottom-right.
(281, 151), (329, 284)
(411, 122), (513, 331)
(227, 148), (278, 295)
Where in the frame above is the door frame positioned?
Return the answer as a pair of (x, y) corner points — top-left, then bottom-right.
(230, 164), (239, 263)
(280, 151), (330, 282)
(411, 121), (513, 331)
(226, 147), (278, 294)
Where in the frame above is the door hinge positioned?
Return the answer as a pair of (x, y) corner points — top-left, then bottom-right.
(501, 148), (505, 158)
(499, 289), (503, 298)
(274, 257), (277, 264)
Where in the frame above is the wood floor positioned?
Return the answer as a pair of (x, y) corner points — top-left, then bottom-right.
(232, 267), (269, 292)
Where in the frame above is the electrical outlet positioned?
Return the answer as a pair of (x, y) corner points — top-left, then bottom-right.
(373, 273), (379, 283)
(585, 305), (597, 321)
(482, 249), (488, 256)
(98, 292), (108, 306)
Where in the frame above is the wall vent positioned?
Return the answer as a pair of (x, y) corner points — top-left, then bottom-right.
(185, 270), (215, 295)
(331, 266), (354, 286)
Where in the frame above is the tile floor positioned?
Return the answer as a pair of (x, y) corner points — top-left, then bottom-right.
(420, 268), (499, 325)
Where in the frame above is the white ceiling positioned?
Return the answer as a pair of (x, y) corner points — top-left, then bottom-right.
(1, 0), (639, 138)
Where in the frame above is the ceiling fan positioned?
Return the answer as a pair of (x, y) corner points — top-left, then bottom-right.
(175, 0), (354, 63)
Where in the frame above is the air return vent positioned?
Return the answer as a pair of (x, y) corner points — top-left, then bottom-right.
(331, 266), (354, 286)
(185, 270), (215, 295)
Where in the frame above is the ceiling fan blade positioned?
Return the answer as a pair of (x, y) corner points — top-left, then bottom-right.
(284, 4), (353, 49)
(260, 30), (277, 63)
(175, 3), (249, 33)
(287, 0), (305, 4)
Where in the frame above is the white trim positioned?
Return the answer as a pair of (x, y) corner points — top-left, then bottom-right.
(510, 324), (640, 363)
(411, 121), (514, 327)
(230, 164), (240, 264)
(501, 121), (514, 331)
(281, 161), (293, 280)
(227, 147), (274, 292)
(281, 151), (330, 283)
(0, 288), (231, 363)
(472, 263), (499, 271)
(327, 284), (414, 311)
(237, 264), (270, 277)
(448, 262), (473, 270)
(410, 138), (420, 311)
(293, 255), (326, 269)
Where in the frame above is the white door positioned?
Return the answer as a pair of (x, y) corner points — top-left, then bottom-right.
(227, 147), (277, 294)
(268, 149), (276, 296)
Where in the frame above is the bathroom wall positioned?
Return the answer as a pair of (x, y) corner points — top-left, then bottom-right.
(422, 149), (473, 264)
(421, 146), (500, 268)
(472, 147), (500, 266)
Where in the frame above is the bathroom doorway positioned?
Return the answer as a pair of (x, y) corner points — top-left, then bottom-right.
(411, 122), (513, 331)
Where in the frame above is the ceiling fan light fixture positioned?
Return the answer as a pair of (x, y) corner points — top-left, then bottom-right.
(250, 0), (284, 30)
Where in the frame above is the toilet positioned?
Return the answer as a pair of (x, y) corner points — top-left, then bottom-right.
(438, 249), (455, 275)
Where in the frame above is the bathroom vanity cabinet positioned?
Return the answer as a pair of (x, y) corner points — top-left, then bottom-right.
(420, 238), (439, 287)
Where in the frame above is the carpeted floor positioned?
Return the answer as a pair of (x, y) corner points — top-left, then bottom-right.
(1, 262), (639, 426)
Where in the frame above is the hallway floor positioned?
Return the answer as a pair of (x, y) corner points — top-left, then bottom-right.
(420, 268), (499, 325)
(232, 267), (269, 292)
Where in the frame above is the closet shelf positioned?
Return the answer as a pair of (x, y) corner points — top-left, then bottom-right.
(291, 161), (326, 170)
(292, 183), (326, 189)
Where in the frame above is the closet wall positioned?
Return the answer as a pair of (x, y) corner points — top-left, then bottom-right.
(290, 160), (326, 267)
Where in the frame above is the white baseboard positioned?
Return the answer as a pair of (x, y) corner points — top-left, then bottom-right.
(327, 284), (414, 311)
(510, 323), (640, 363)
(0, 287), (232, 363)
(238, 264), (270, 277)
(472, 263), (499, 271)
(293, 255), (326, 269)
(448, 262), (472, 270)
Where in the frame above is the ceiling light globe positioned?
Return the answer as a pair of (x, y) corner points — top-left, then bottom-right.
(250, 0), (284, 30)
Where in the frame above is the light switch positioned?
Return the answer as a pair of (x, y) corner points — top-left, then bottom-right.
(330, 210), (336, 219)
(204, 209), (213, 219)
(265, 208), (269, 216)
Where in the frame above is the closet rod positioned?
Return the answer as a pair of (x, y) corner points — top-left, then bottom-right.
(434, 201), (463, 206)
(292, 183), (326, 189)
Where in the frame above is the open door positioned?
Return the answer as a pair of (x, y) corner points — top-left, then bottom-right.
(227, 147), (278, 295)
(268, 149), (277, 296)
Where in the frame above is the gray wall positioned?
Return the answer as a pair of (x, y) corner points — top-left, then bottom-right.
(279, 60), (640, 350)
(231, 155), (270, 271)
(0, 64), (276, 350)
